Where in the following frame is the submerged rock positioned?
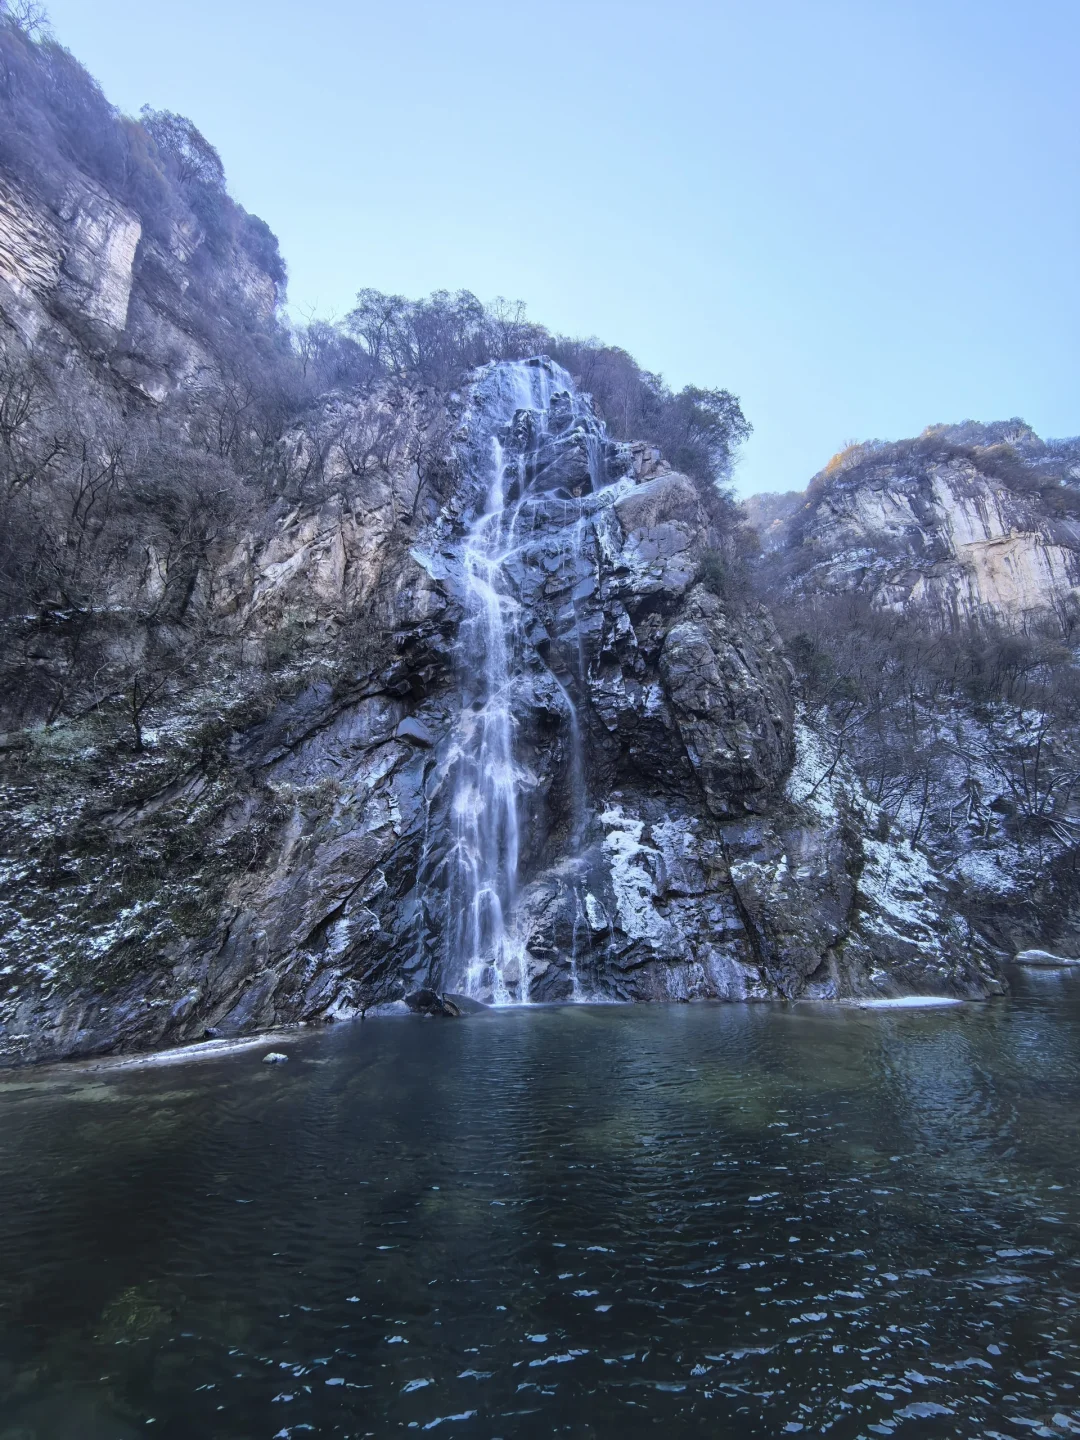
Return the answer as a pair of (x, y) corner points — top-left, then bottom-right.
(444, 993), (489, 1014)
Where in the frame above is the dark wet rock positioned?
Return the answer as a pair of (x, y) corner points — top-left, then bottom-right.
(661, 592), (795, 817)
(394, 716), (437, 747)
(443, 992), (488, 1014)
(405, 989), (463, 1018)
(525, 430), (596, 495)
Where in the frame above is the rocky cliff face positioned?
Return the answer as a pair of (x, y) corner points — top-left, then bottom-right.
(764, 422), (1080, 629)
(0, 171), (141, 344)
(750, 421), (1080, 976)
(0, 157), (281, 413)
(0, 364), (1003, 1066)
(0, 12), (286, 430)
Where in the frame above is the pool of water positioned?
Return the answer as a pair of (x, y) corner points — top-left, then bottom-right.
(2, 972), (1080, 1438)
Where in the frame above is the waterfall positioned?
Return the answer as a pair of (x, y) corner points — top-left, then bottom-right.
(441, 357), (608, 1004)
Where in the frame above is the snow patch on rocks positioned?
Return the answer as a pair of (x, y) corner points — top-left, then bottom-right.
(601, 806), (665, 945)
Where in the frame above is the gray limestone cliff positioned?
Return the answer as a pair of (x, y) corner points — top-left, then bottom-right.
(749, 422), (1080, 977)
(759, 422), (1080, 629)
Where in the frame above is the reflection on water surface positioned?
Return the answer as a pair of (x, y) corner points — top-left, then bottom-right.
(1, 971), (1079, 1438)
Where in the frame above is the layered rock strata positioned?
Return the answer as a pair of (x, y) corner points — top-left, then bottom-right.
(762, 423), (1080, 629)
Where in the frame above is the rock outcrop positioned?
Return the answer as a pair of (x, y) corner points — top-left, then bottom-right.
(761, 422), (1080, 629)
(0, 158), (281, 408)
(0, 14), (286, 418)
(0, 172), (137, 344)
(749, 420), (1080, 976)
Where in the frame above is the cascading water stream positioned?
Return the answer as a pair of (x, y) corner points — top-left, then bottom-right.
(442, 358), (608, 1005)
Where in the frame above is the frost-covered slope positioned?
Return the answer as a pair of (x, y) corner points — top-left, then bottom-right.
(752, 421), (1080, 970)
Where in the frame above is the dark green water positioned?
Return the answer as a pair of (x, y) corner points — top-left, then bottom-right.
(2, 974), (1080, 1439)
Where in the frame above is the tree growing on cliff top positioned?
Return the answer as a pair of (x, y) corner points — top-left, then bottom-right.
(0, 0), (47, 38)
(138, 106), (225, 190)
(336, 291), (751, 490)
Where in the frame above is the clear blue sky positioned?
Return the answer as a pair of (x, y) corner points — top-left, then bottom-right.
(43, 0), (1080, 495)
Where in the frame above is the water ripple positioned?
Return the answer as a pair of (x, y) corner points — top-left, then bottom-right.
(0, 979), (1079, 1436)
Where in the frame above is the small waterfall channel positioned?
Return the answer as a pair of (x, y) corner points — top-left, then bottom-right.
(442, 358), (609, 1005)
